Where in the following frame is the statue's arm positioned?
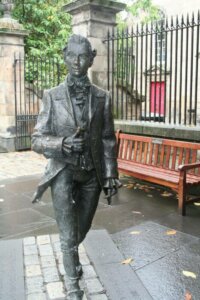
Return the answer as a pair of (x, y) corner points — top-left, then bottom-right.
(31, 90), (64, 159)
(102, 92), (118, 179)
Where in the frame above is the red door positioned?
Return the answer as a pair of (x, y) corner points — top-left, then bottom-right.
(150, 82), (165, 116)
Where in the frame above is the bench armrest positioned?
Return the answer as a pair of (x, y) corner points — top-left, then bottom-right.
(178, 162), (200, 171)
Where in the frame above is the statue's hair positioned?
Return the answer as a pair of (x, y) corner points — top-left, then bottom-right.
(63, 34), (97, 64)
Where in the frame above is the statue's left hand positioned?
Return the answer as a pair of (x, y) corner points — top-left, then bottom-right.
(103, 178), (122, 205)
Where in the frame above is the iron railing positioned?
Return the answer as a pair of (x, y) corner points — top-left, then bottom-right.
(106, 11), (200, 126)
(14, 54), (65, 150)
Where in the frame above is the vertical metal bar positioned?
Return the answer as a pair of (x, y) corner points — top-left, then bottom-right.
(184, 14), (189, 125)
(19, 52), (22, 149)
(36, 57), (39, 113)
(32, 56), (35, 116)
(179, 15), (184, 124)
(107, 30), (110, 91)
(14, 53), (18, 150)
(140, 23), (144, 121)
(194, 10), (200, 125)
(130, 27), (134, 120)
(174, 16), (179, 124)
(57, 57), (60, 85)
(159, 20), (163, 122)
(121, 29), (124, 119)
(144, 23), (148, 121)
(169, 16), (174, 124)
(116, 29), (119, 118)
(189, 13), (194, 125)
(164, 18), (168, 123)
(135, 24), (139, 120)
(149, 21), (153, 121)
(111, 27), (115, 111)
(125, 28), (129, 120)
(154, 21), (158, 122)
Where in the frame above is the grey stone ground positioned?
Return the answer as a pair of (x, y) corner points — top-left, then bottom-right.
(23, 234), (107, 300)
(0, 151), (200, 299)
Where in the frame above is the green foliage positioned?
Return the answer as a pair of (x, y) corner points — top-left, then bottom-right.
(117, 0), (162, 30)
(127, 0), (162, 23)
(12, 0), (72, 62)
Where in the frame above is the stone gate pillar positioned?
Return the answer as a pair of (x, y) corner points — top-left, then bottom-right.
(0, 0), (28, 152)
(63, 0), (125, 90)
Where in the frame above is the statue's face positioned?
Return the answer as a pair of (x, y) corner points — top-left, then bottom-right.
(65, 41), (91, 78)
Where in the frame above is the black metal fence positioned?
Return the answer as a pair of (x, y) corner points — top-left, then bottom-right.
(14, 54), (65, 150)
(106, 12), (200, 126)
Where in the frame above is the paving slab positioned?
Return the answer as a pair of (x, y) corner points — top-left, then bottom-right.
(112, 222), (200, 300)
(0, 239), (25, 300)
(84, 229), (153, 300)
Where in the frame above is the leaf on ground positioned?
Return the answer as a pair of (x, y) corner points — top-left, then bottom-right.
(132, 211), (142, 214)
(185, 291), (192, 300)
(130, 231), (141, 235)
(161, 191), (173, 197)
(182, 271), (197, 279)
(194, 202), (200, 206)
(166, 229), (177, 235)
(121, 257), (133, 265)
(147, 194), (153, 198)
(126, 184), (134, 189)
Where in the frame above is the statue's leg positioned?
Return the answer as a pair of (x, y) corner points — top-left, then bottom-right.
(76, 171), (101, 244)
(51, 168), (83, 300)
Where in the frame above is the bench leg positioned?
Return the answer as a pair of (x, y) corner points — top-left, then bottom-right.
(178, 179), (186, 216)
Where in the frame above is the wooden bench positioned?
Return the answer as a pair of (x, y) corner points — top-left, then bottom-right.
(116, 130), (200, 215)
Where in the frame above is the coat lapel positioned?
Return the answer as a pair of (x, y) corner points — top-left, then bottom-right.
(89, 85), (98, 125)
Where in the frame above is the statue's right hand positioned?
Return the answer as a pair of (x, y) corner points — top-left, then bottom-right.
(62, 130), (84, 154)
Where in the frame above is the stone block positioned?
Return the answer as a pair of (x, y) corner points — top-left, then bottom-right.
(85, 278), (104, 294)
(40, 255), (56, 268)
(37, 235), (50, 245)
(50, 234), (60, 243)
(52, 240), (61, 253)
(24, 255), (40, 266)
(43, 267), (60, 283)
(24, 244), (38, 256)
(38, 244), (54, 256)
(27, 293), (47, 300)
(26, 276), (44, 294)
(23, 237), (36, 246)
(79, 252), (90, 266)
(46, 282), (66, 299)
(82, 265), (97, 279)
(26, 265), (42, 277)
(79, 243), (86, 254)
(58, 263), (65, 276)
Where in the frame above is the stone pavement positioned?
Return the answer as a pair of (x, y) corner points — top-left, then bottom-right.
(0, 151), (46, 180)
(23, 234), (107, 300)
(0, 151), (200, 299)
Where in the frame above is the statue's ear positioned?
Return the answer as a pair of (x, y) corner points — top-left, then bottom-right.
(89, 49), (97, 67)
(92, 49), (97, 58)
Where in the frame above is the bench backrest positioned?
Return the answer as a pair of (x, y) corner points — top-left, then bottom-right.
(116, 131), (200, 174)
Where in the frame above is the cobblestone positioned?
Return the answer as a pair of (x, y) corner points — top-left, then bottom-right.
(43, 266), (60, 283)
(23, 234), (108, 300)
(41, 255), (56, 268)
(46, 282), (65, 299)
(26, 265), (42, 277)
(24, 255), (40, 266)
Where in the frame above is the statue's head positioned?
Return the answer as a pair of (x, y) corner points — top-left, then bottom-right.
(63, 34), (97, 78)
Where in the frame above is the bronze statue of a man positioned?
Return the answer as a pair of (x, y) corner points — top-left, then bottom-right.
(32, 34), (121, 300)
